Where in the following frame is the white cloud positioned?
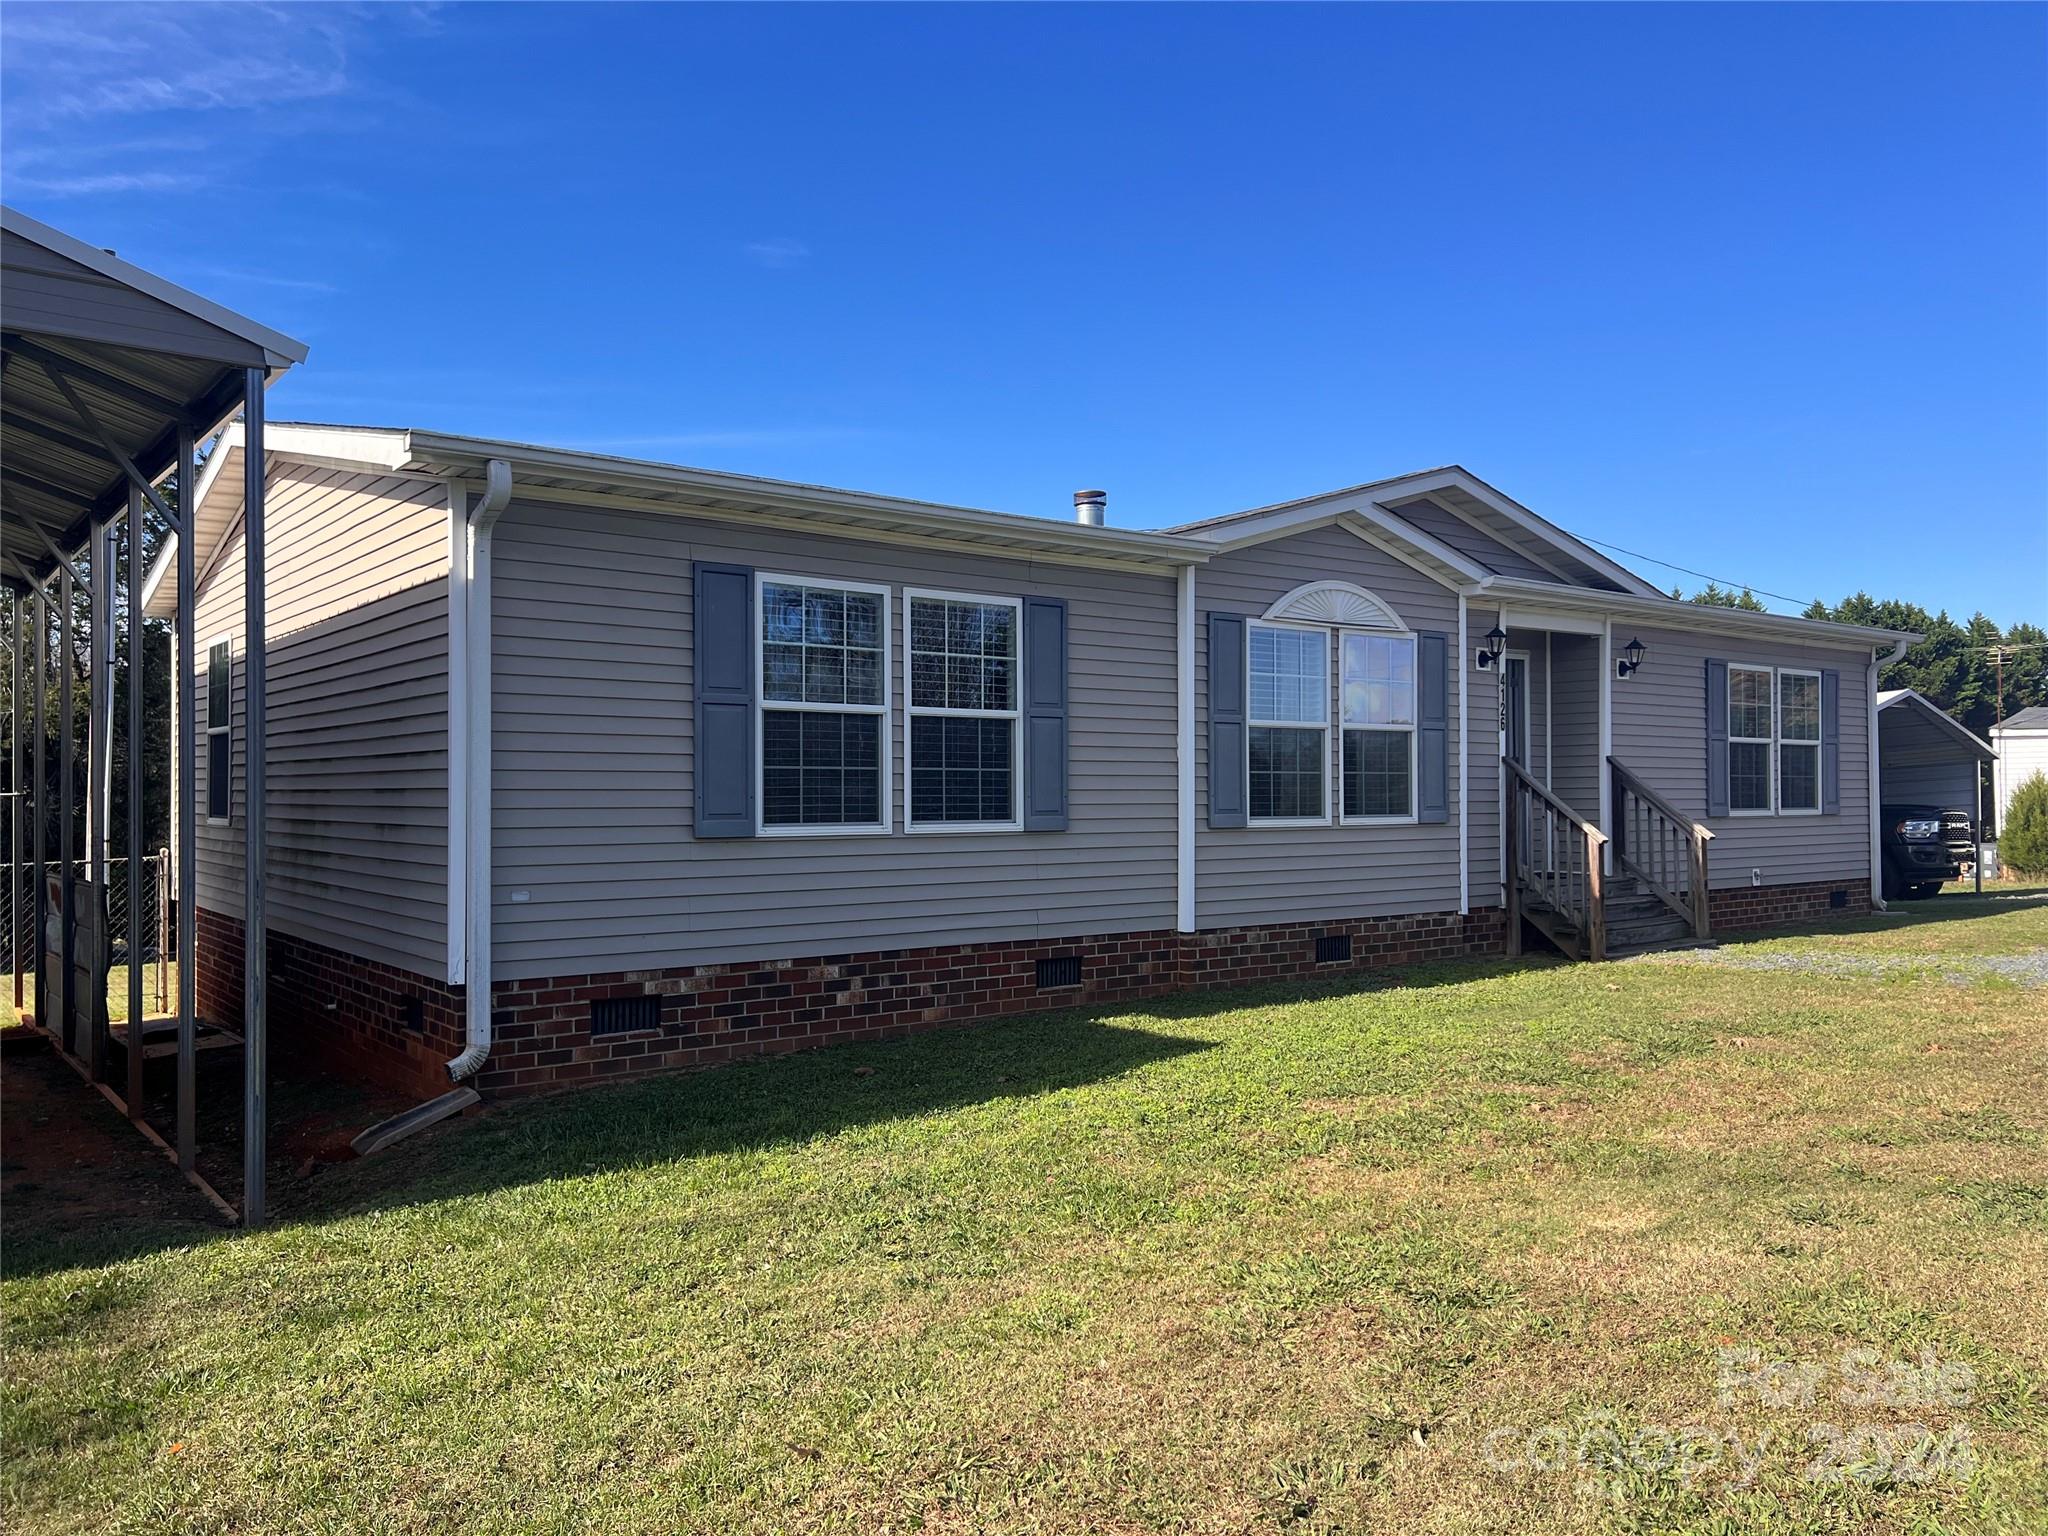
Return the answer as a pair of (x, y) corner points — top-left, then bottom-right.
(743, 237), (811, 271)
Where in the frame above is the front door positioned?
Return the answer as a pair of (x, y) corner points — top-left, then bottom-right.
(1503, 653), (1533, 871)
(1502, 654), (1530, 771)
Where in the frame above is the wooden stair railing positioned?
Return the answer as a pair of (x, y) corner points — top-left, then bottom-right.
(1608, 756), (1714, 941)
(1505, 758), (1609, 961)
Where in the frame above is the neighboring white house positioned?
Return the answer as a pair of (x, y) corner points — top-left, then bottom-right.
(1991, 706), (2048, 831)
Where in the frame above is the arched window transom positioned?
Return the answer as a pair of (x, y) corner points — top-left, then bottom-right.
(1260, 580), (1407, 633)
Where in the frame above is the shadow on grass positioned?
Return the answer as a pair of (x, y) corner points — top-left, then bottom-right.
(301, 954), (1558, 1227)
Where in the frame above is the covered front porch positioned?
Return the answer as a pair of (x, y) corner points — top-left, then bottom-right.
(1478, 603), (1713, 961)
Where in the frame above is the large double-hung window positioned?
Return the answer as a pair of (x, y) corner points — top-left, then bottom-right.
(1776, 669), (1822, 813)
(1727, 663), (1821, 815)
(1340, 631), (1416, 821)
(906, 590), (1021, 829)
(758, 576), (888, 831)
(1247, 623), (1329, 823)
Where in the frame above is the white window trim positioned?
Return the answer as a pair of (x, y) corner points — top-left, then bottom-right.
(204, 632), (232, 826)
(1337, 626), (1419, 826)
(903, 586), (1024, 833)
(1776, 666), (1823, 816)
(1726, 660), (1825, 818)
(1246, 619), (1333, 827)
(753, 571), (892, 838)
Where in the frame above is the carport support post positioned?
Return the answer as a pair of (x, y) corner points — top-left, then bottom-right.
(177, 424), (197, 1173)
(242, 368), (269, 1228)
(1975, 760), (1984, 896)
(60, 565), (77, 1063)
(29, 590), (46, 1036)
(88, 518), (113, 1081)
(126, 488), (144, 1117)
(9, 594), (21, 1013)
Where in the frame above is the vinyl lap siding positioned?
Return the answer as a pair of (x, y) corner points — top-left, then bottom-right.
(490, 501), (1178, 976)
(1194, 523), (1497, 927)
(192, 463), (451, 977)
(1547, 632), (1601, 821)
(1611, 625), (1872, 890)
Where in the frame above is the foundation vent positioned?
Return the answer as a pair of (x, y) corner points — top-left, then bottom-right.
(1036, 956), (1083, 990)
(591, 995), (662, 1037)
(1315, 933), (1353, 964)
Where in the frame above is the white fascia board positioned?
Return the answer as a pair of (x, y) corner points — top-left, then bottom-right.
(141, 435), (241, 619)
(3, 204), (309, 364)
(254, 423), (1209, 573)
(399, 429), (1208, 567)
(1474, 577), (1920, 653)
(1191, 497), (1491, 586)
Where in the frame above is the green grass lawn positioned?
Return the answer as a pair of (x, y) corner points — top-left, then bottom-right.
(1, 963), (176, 1029)
(5, 902), (2046, 1534)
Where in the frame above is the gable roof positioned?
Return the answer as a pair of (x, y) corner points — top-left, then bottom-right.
(1993, 705), (2048, 735)
(1877, 689), (1996, 761)
(144, 420), (1210, 614)
(1170, 465), (1667, 599)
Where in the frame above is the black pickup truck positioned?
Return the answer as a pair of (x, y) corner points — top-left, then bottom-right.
(1879, 804), (1975, 901)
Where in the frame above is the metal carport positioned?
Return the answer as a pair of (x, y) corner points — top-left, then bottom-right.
(3, 204), (307, 1224)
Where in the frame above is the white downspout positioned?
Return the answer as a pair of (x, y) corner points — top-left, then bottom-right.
(1868, 635), (1912, 914)
(1176, 564), (1195, 933)
(449, 459), (513, 1081)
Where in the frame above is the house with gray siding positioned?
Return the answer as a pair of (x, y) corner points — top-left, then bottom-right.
(145, 429), (1917, 1100)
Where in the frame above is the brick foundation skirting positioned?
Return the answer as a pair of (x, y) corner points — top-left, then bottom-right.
(1707, 878), (1871, 933)
(196, 907), (465, 1099)
(189, 879), (1859, 1103)
(194, 905), (1505, 1098)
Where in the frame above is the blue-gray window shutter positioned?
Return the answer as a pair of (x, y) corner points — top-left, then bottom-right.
(1705, 657), (1730, 817)
(1821, 668), (1841, 814)
(1022, 596), (1068, 831)
(693, 561), (755, 838)
(1208, 612), (1247, 829)
(1418, 631), (1449, 824)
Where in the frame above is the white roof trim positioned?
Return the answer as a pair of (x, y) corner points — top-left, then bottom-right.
(1877, 689), (1996, 761)
(1188, 493), (1492, 583)
(3, 204), (309, 366)
(1474, 575), (1919, 650)
(1174, 466), (1666, 600)
(253, 423), (1208, 572)
(1263, 580), (1408, 631)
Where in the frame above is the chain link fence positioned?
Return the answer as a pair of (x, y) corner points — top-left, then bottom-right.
(3, 852), (171, 1021)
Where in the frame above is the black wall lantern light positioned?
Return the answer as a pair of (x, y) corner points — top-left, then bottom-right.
(1616, 636), (1647, 679)
(1475, 625), (1507, 671)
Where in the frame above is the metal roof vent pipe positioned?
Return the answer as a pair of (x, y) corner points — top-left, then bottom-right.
(1074, 489), (1107, 527)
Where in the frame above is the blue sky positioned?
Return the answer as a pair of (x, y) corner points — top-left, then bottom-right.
(4, 2), (2043, 622)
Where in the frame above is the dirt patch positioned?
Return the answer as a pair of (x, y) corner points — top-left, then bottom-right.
(3, 1027), (426, 1272)
(1, 1036), (222, 1264)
